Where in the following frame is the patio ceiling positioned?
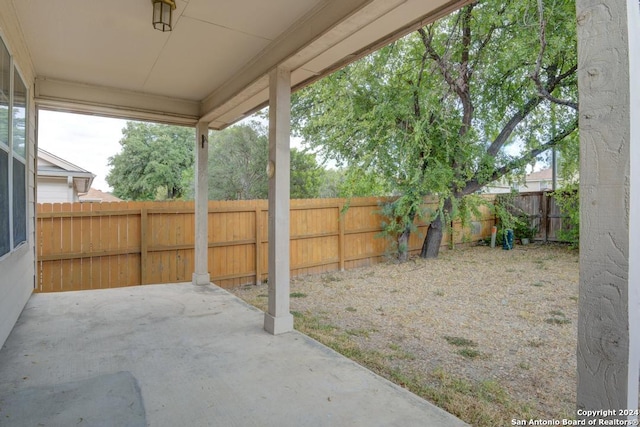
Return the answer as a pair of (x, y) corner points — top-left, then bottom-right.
(14, 0), (469, 129)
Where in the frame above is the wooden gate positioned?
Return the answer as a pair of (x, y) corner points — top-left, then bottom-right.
(510, 191), (573, 241)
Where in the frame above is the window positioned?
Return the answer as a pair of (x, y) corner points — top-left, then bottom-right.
(0, 37), (10, 257)
(13, 158), (26, 245)
(12, 66), (27, 247)
(0, 36), (28, 258)
(0, 151), (8, 256)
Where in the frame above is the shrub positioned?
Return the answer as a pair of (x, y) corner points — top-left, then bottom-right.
(551, 184), (579, 247)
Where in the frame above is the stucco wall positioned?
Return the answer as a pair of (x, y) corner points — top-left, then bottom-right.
(0, 0), (37, 348)
(576, 0), (639, 413)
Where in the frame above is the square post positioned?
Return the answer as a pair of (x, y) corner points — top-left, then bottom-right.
(192, 120), (210, 285)
(264, 66), (294, 335)
(576, 0), (639, 418)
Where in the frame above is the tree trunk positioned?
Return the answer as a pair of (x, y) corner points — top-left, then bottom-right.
(398, 227), (410, 262)
(397, 208), (418, 262)
(420, 197), (453, 259)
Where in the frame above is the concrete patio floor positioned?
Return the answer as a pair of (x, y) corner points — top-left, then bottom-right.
(0, 283), (466, 426)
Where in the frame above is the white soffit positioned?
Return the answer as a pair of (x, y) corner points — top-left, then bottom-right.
(13, 0), (469, 127)
(204, 0), (471, 128)
(183, 0), (320, 40)
(143, 17), (271, 100)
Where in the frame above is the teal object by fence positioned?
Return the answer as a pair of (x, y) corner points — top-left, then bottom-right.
(502, 229), (514, 250)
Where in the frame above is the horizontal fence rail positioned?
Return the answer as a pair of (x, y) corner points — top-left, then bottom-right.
(36, 197), (496, 292)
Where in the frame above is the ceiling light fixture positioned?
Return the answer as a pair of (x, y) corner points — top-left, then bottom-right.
(152, 0), (176, 32)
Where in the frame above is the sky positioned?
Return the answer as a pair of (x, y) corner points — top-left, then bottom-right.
(37, 111), (309, 193)
(37, 110), (542, 194)
(38, 111), (126, 192)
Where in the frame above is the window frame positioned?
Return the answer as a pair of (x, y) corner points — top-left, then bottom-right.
(0, 34), (29, 261)
(11, 65), (28, 250)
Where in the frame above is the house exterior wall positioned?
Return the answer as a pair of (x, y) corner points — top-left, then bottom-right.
(0, 1), (37, 348)
(520, 181), (545, 192)
(37, 176), (77, 203)
(519, 183), (536, 192)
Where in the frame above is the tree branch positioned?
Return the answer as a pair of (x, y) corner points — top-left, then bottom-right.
(413, 51), (429, 118)
(530, 0), (579, 110)
(486, 96), (543, 157)
(458, 5), (474, 136)
(486, 58), (577, 158)
(469, 3), (506, 74)
(460, 118), (578, 196)
(418, 28), (464, 99)
(418, 5), (475, 137)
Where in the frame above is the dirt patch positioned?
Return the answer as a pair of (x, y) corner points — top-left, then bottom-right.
(231, 243), (579, 421)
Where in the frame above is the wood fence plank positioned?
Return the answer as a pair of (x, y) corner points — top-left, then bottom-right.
(255, 207), (261, 284)
(37, 197), (499, 291)
(115, 202), (129, 287)
(70, 203), (82, 291)
(140, 208), (148, 285)
(338, 204), (345, 271)
(99, 202), (111, 288)
(37, 203), (51, 292)
(89, 202), (101, 288)
(79, 203), (91, 290)
(58, 203), (72, 291)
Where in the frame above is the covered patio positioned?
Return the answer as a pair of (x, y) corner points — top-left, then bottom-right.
(0, 283), (465, 426)
(0, 0), (638, 422)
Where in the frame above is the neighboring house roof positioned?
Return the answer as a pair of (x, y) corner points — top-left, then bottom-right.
(79, 188), (122, 203)
(37, 149), (95, 194)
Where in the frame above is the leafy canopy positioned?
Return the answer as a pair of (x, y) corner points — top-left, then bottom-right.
(107, 122), (194, 200)
(206, 121), (323, 200)
(292, 0), (578, 258)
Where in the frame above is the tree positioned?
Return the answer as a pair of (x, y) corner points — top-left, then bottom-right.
(290, 149), (322, 199)
(207, 122), (268, 200)
(207, 121), (322, 200)
(292, 0), (578, 259)
(317, 167), (391, 198)
(107, 122), (194, 200)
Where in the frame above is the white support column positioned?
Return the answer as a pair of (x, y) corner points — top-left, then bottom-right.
(576, 0), (639, 418)
(264, 66), (294, 335)
(192, 120), (211, 286)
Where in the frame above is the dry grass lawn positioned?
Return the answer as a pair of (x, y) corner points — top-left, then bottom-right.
(231, 243), (579, 426)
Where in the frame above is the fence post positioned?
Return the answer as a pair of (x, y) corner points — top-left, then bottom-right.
(542, 192), (549, 242)
(140, 208), (148, 285)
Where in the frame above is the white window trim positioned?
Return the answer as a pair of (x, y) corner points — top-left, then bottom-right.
(0, 34), (29, 262)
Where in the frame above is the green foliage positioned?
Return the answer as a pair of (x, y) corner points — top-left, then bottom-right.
(494, 191), (538, 243)
(292, 0), (578, 258)
(317, 167), (391, 199)
(107, 122), (194, 200)
(457, 348), (482, 359)
(494, 193), (539, 243)
(377, 195), (425, 258)
(317, 169), (345, 198)
(206, 121), (322, 200)
(551, 183), (579, 246)
(493, 191), (521, 231)
(290, 149), (322, 199)
(514, 213), (538, 240)
(207, 122), (269, 200)
(444, 336), (477, 347)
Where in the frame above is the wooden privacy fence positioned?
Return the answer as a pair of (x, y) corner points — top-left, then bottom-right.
(36, 197), (496, 292)
(509, 191), (574, 241)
